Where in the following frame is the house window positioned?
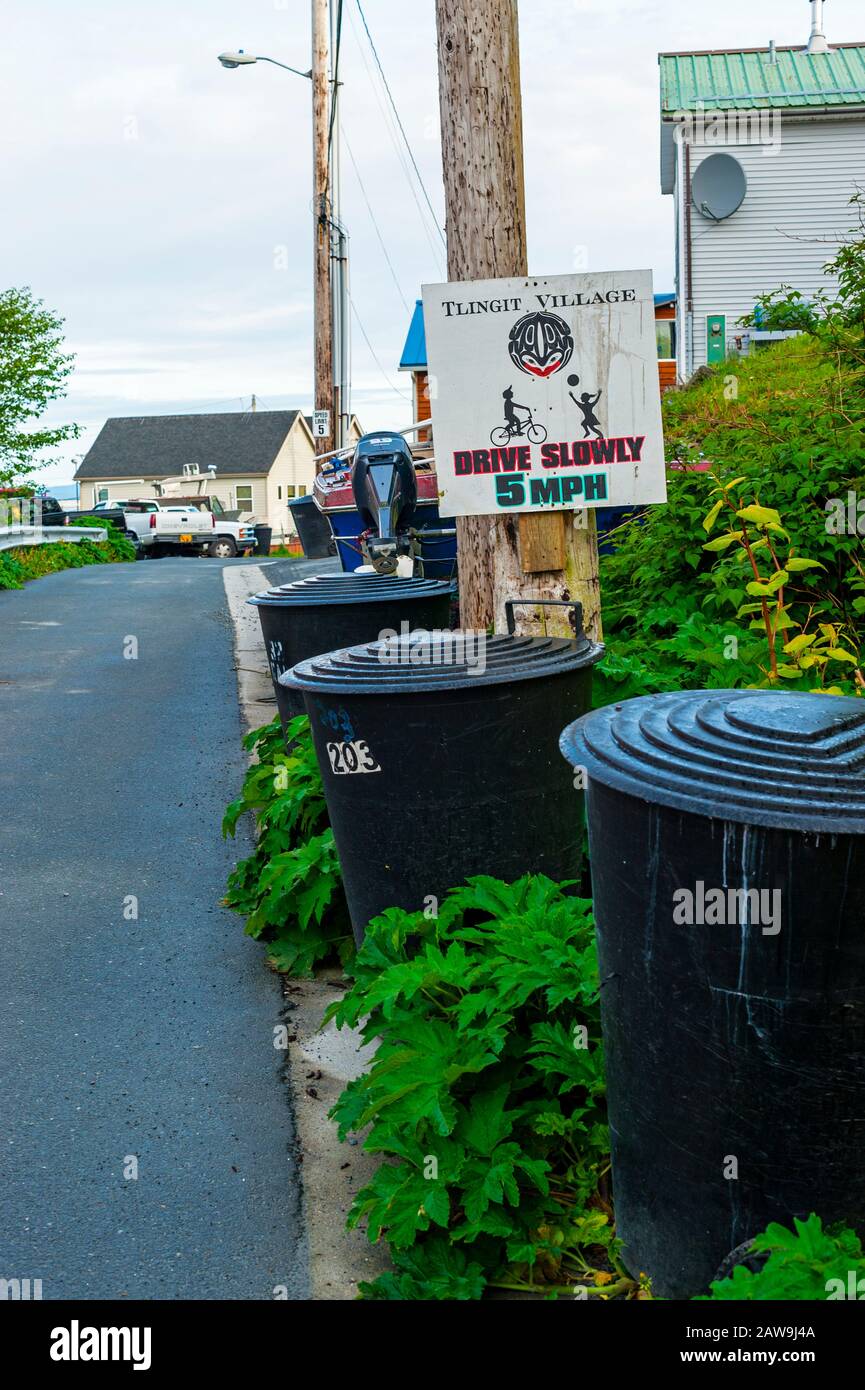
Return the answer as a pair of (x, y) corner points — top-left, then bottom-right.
(656, 320), (676, 360)
(299, 485), (307, 496)
(97, 487), (109, 503)
(277, 486), (283, 500)
(235, 485), (253, 509)
(285, 486), (296, 499)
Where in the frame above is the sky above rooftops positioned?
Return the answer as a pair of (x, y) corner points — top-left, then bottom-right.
(6, 0), (864, 485)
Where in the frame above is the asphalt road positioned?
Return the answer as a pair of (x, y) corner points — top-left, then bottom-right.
(0, 555), (315, 1300)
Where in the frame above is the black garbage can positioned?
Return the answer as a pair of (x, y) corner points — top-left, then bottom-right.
(249, 573), (456, 726)
(560, 688), (865, 1299)
(283, 616), (603, 943)
(289, 495), (334, 558)
(253, 524), (273, 556)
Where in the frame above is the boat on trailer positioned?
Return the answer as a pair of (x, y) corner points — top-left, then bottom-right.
(312, 432), (457, 580)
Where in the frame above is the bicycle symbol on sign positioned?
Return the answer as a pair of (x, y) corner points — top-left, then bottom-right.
(490, 387), (548, 448)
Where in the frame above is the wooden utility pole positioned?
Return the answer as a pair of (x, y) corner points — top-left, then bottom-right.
(312, 0), (334, 462)
(434, 0), (602, 641)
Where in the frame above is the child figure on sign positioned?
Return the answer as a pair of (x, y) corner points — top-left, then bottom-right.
(568, 375), (605, 440)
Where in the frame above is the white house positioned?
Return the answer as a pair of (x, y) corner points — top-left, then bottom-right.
(74, 410), (360, 542)
(660, 1), (865, 379)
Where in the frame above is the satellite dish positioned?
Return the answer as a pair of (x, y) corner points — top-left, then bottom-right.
(692, 153), (747, 221)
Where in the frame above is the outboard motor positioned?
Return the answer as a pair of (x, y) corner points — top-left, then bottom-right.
(351, 432), (418, 574)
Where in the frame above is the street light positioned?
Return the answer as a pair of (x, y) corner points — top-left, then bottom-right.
(217, 50), (312, 80)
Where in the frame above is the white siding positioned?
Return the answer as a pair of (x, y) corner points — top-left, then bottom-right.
(266, 425), (317, 539)
(676, 117), (865, 373)
(220, 478), (267, 515)
(80, 480), (160, 507)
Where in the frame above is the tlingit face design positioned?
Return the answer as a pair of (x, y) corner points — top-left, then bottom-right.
(507, 311), (574, 378)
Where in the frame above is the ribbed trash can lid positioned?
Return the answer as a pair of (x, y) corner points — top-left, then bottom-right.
(282, 630), (604, 695)
(247, 573), (456, 608)
(560, 688), (865, 834)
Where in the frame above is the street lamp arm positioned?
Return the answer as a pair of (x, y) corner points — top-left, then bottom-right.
(217, 50), (311, 79)
(254, 55), (313, 80)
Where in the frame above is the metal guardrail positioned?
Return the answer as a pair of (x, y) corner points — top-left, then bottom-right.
(0, 525), (107, 552)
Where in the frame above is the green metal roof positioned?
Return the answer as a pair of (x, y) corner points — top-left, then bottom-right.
(660, 44), (865, 114)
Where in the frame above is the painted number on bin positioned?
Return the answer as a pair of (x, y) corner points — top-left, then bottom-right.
(268, 638), (285, 678)
(315, 700), (355, 744)
(326, 740), (381, 775)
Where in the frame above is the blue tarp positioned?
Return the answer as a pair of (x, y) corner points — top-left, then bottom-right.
(399, 300), (427, 371)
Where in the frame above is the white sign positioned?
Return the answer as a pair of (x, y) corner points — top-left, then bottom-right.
(312, 409), (330, 439)
(421, 271), (667, 518)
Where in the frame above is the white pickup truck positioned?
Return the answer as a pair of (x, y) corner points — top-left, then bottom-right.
(119, 500), (214, 556)
(92, 498), (257, 558)
(162, 497), (257, 558)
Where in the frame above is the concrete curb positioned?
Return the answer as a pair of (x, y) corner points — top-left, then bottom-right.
(223, 561), (389, 1300)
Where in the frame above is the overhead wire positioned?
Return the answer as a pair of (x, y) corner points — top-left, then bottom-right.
(354, 0), (446, 249)
(327, 0), (344, 169)
(346, 1), (445, 271)
(342, 126), (412, 315)
(350, 296), (412, 403)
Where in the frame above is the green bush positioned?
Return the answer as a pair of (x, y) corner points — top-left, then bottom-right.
(0, 525), (135, 589)
(222, 716), (352, 976)
(702, 1214), (865, 1301)
(328, 876), (628, 1300)
(600, 334), (865, 696)
(65, 515), (136, 562)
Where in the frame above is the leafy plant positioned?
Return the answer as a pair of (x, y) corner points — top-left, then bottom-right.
(600, 332), (865, 698)
(739, 285), (819, 334)
(222, 716), (352, 976)
(739, 284), (823, 333)
(0, 528), (135, 590)
(701, 1214), (865, 1301)
(702, 478), (863, 692)
(66, 514), (136, 563)
(329, 875), (638, 1301)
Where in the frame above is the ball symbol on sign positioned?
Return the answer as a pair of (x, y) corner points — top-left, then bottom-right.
(567, 374), (580, 387)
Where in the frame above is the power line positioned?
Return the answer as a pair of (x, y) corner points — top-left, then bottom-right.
(349, 296), (412, 403)
(342, 127), (411, 315)
(347, 4), (444, 271)
(353, 0), (446, 249)
(327, 0), (344, 167)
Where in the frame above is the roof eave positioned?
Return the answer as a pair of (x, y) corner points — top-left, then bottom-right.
(659, 42), (865, 59)
(661, 103), (865, 120)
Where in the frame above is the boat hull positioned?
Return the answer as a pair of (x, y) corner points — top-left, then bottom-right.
(314, 461), (457, 579)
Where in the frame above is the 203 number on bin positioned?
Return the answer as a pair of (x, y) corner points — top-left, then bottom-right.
(326, 740), (381, 776)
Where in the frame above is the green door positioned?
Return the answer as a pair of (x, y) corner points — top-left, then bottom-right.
(706, 314), (726, 366)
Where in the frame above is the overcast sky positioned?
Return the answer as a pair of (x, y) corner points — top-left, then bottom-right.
(5, 0), (863, 485)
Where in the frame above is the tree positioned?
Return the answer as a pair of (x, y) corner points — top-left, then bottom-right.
(0, 287), (78, 486)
